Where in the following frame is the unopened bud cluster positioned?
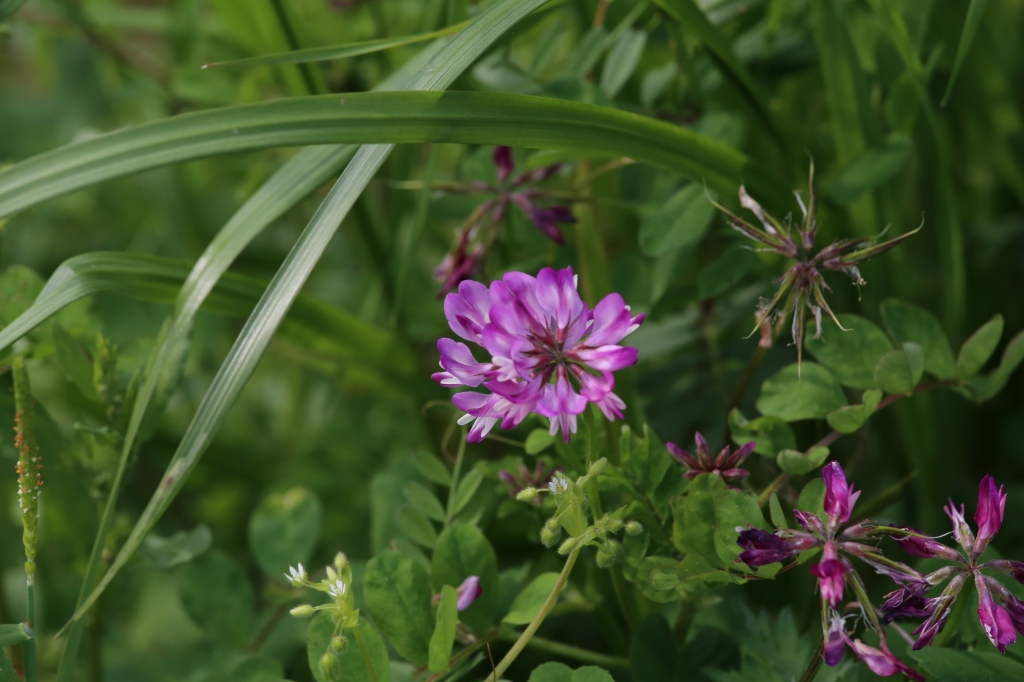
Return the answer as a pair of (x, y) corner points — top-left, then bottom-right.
(286, 551), (361, 672)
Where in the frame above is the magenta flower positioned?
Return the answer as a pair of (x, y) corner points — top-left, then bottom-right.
(667, 432), (754, 485)
(884, 475), (1024, 653)
(434, 267), (643, 443)
(455, 576), (482, 611)
(433, 146), (576, 293)
(737, 462), (925, 677)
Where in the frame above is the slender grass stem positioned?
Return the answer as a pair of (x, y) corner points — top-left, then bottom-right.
(444, 427), (468, 527)
(484, 547), (581, 682)
(797, 639), (823, 682)
(499, 631), (629, 668)
(23, 582), (38, 682)
(353, 625), (380, 682)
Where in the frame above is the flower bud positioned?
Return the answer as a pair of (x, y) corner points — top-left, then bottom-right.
(625, 521), (643, 536)
(595, 548), (614, 568)
(517, 487), (540, 502)
(319, 652), (340, 680)
(290, 604), (315, 618)
(588, 458), (607, 477)
(329, 634), (348, 655)
(333, 552), (349, 573)
(558, 537), (577, 555)
(541, 524), (561, 548)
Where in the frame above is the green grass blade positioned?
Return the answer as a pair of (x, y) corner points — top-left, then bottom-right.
(0, 91), (786, 220)
(0, 0), (28, 21)
(651, 0), (786, 149)
(203, 20), (473, 69)
(941, 0), (989, 107)
(58, 0), (553, 636)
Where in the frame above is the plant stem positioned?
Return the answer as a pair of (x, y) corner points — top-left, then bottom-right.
(797, 639), (823, 682)
(444, 427), (467, 527)
(499, 632), (629, 668)
(484, 547), (581, 682)
(23, 582), (38, 682)
(932, 581), (971, 648)
(353, 625), (380, 682)
(582, 406), (604, 517)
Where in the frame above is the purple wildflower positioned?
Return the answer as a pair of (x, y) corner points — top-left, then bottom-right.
(883, 475), (1024, 654)
(434, 267), (643, 443)
(847, 640), (925, 681)
(667, 432), (754, 485)
(433, 146), (576, 293)
(715, 165), (918, 366)
(455, 576), (482, 611)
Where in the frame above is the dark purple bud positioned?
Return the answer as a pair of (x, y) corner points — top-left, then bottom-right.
(973, 475), (1006, 556)
(497, 471), (516, 486)
(976, 573), (1017, 653)
(913, 573), (966, 649)
(793, 509), (827, 537)
(509, 194), (571, 244)
(494, 146), (514, 184)
(727, 440), (757, 468)
(822, 462), (861, 526)
(823, 614), (848, 666)
(881, 582), (935, 624)
(981, 559), (1024, 584)
(736, 528), (798, 566)
(893, 526), (962, 561)
(988, 580), (1024, 637)
(944, 500), (975, 556)
(667, 442), (700, 470)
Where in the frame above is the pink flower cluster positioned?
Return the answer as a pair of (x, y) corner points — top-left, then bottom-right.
(433, 267), (643, 443)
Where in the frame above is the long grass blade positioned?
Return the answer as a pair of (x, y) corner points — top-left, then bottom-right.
(58, 0), (553, 636)
(0, 91), (786, 220)
(204, 20), (472, 69)
(941, 0), (989, 107)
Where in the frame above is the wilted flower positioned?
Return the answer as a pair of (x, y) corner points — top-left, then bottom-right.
(433, 267), (643, 442)
(716, 164), (919, 367)
(883, 476), (1024, 653)
(667, 432), (754, 485)
(434, 146), (576, 293)
(737, 462), (924, 677)
(498, 460), (563, 505)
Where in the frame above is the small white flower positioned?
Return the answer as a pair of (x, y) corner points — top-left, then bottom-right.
(548, 475), (569, 495)
(328, 579), (346, 598)
(285, 563), (307, 586)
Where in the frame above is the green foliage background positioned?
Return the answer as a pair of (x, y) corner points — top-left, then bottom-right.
(0, 0), (1022, 680)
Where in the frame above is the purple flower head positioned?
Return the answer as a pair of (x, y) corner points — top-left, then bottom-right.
(976, 573), (1017, 653)
(822, 462), (861, 526)
(974, 475), (1006, 556)
(667, 433), (754, 485)
(436, 268), (643, 443)
(715, 165), (918, 368)
(809, 552), (847, 607)
(434, 147), (574, 293)
(824, 613), (848, 666)
(881, 582), (935, 624)
(848, 640), (925, 681)
(456, 575), (482, 611)
(893, 526), (963, 562)
(736, 527), (799, 566)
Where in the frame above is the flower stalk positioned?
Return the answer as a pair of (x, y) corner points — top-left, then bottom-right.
(13, 357), (40, 682)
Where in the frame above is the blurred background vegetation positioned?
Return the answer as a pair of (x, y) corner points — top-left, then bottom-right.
(1, 0), (1023, 680)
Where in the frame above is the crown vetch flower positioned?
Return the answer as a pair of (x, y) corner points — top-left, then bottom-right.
(434, 267), (643, 443)
(667, 432), (754, 485)
(881, 475), (1023, 654)
(434, 146), (576, 293)
(715, 164), (919, 367)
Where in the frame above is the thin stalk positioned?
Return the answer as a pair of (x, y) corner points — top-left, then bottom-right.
(23, 584), (38, 682)
(353, 625), (381, 682)
(582, 406), (604, 517)
(267, 0), (323, 96)
(484, 547), (581, 682)
(444, 427), (468, 527)
(797, 639), (824, 682)
(932, 581), (971, 648)
(392, 145), (439, 328)
(499, 632), (629, 668)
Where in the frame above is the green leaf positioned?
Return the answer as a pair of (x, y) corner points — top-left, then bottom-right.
(941, 0), (991, 107)
(974, 330), (1024, 401)
(957, 314), (1004, 380)
(404, 482), (446, 522)
(0, 624), (31, 648)
(52, 324), (100, 402)
(776, 447), (829, 476)
(249, 487), (322, 579)
(729, 410), (796, 458)
(0, 0), (28, 22)
(805, 314), (894, 389)
(503, 572), (560, 625)
(880, 299), (956, 379)
(756, 363), (847, 421)
(0, 92), (788, 223)
(141, 524), (212, 570)
(525, 428), (556, 455)
(365, 550), (435, 666)
(414, 451), (451, 486)
(675, 553), (733, 585)
(178, 549), (255, 648)
(769, 493), (787, 529)
(527, 662), (615, 682)
(207, 19), (473, 69)
(826, 137), (912, 205)
(0, 648), (13, 682)
(715, 490), (768, 568)
(60, 0), (548, 633)
(395, 505), (438, 549)
(826, 389), (881, 434)
(796, 479), (826, 520)
(307, 615), (391, 682)
(698, 244), (756, 300)
(875, 348), (917, 395)
(427, 585), (458, 673)
(430, 525), (498, 632)
(672, 473), (728, 565)
(600, 29), (647, 99)
(912, 646), (1024, 681)
(638, 184), (717, 257)
(638, 556), (681, 592)
(566, 26), (608, 78)
(629, 614), (676, 681)
(232, 656), (285, 682)
(450, 468), (484, 517)
(0, 266), (44, 327)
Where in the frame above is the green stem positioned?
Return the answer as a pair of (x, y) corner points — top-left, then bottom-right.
(23, 582), (38, 682)
(932, 582), (971, 648)
(582, 406), (604, 517)
(353, 625), (380, 682)
(267, 0), (323, 96)
(444, 427), (467, 527)
(499, 632), (629, 668)
(797, 638), (824, 682)
(484, 547), (581, 682)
